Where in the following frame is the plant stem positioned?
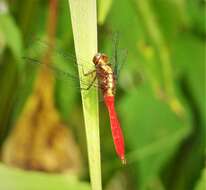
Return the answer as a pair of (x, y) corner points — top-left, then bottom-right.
(135, 0), (185, 117)
(68, 1), (101, 190)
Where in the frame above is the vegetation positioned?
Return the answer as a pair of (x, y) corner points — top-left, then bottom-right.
(0, 0), (205, 189)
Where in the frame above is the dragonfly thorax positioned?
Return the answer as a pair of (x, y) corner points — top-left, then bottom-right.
(93, 53), (109, 65)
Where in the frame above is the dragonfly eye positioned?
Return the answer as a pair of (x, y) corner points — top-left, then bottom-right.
(101, 54), (109, 63)
(93, 53), (109, 65)
(93, 53), (101, 65)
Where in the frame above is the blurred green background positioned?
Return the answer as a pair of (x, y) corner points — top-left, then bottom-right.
(0, 0), (205, 190)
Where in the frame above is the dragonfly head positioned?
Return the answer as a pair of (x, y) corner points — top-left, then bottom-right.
(93, 53), (109, 65)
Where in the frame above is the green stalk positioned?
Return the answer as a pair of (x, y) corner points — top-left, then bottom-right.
(68, 1), (102, 190)
(135, 0), (174, 97)
(98, 0), (113, 25)
(135, 0), (185, 117)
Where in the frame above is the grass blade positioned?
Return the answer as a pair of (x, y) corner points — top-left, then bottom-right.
(68, 1), (102, 190)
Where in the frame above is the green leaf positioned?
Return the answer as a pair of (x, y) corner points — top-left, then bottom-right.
(68, 0), (101, 189)
(168, 32), (205, 190)
(0, 164), (90, 190)
(0, 56), (18, 144)
(54, 53), (78, 120)
(194, 168), (206, 190)
(98, 0), (113, 25)
(151, 0), (188, 41)
(172, 33), (205, 125)
(119, 85), (191, 189)
(0, 14), (23, 62)
(187, 0), (206, 35)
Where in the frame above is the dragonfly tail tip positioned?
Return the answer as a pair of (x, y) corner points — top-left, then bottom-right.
(121, 156), (127, 165)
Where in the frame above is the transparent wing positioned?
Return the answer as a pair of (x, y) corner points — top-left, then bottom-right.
(24, 37), (100, 90)
(110, 32), (119, 73)
(115, 48), (128, 79)
(25, 37), (93, 71)
(31, 38), (93, 67)
(110, 32), (128, 80)
(23, 57), (99, 90)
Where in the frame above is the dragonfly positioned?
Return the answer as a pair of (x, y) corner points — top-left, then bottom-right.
(23, 35), (127, 164)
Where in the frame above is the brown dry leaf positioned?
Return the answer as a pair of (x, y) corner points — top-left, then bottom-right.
(2, 68), (82, 174)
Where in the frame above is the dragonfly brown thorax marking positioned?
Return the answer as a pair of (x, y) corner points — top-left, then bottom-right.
(93, 53), (116, 97)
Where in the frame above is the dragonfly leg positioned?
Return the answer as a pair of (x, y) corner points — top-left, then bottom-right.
(82, 68), (96, 76)
(81, 75), (97, 91)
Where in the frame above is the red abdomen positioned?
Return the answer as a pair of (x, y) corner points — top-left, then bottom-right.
(104, 95), (126, 164)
